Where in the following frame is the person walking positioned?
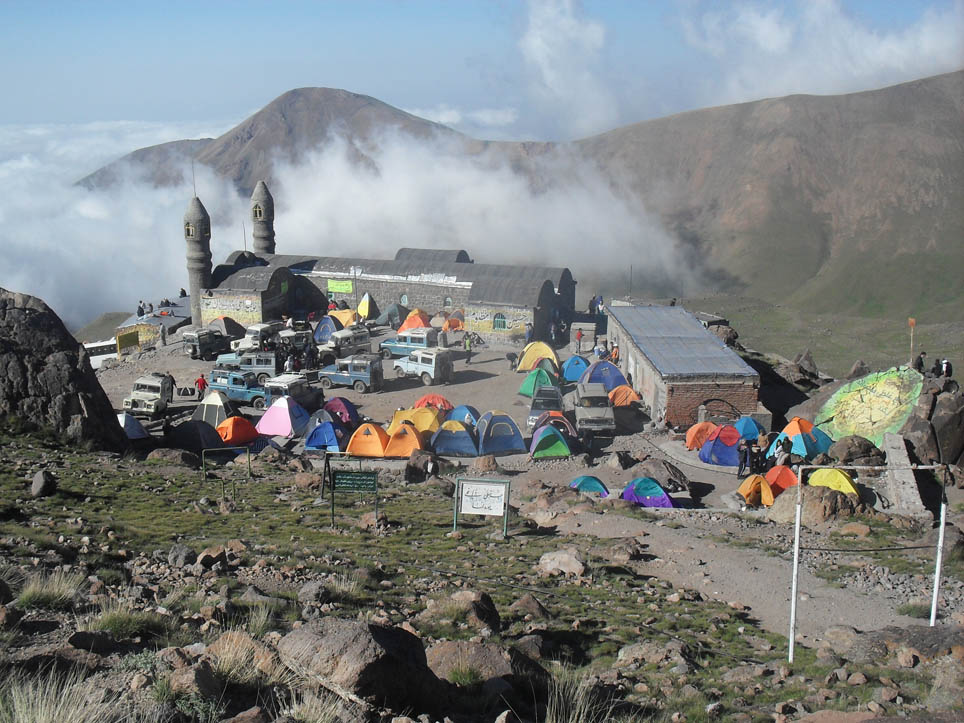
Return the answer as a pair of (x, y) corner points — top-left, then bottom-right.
(575, 328), (583, 352)
(194, 374), (208, 396)
(610, 344), (620, 365)
(464, 334), (473, 365)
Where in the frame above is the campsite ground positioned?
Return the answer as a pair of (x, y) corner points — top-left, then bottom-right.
(93, 330), (964, 646)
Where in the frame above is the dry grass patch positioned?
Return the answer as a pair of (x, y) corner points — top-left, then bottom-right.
(16, 569), (84, 611)
(85, 597), (169, 641)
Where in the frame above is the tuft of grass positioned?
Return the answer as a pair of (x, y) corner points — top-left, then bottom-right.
(545, 666), (640, 723)
(246, 604), (273, 638)
(278, 689), (342, 723)
(209, 628), (288, 689)
(86, 598), (170, 640)
(16, 570), (83, 611)
(448, 665), (484, 687)
(896, 602), (931, 619)
(328, 571), (360, 599)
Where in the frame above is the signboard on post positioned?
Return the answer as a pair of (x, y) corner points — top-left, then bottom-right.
(453, 477), (511, 538)
(328, 279), (353, 294)
(330, 469), (378, 527)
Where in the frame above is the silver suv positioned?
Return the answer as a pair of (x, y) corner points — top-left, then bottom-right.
(526, 385), (564, 432)
(573, 382), (615, 436)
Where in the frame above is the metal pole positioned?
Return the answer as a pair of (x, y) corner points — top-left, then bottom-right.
(788, 498), (803, 663)
(452, 479), (461, 532)
(930, 500), (947, 626)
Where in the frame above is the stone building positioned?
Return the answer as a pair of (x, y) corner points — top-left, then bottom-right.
(604, 305), (762, 426)
(188, 182), (576, 345)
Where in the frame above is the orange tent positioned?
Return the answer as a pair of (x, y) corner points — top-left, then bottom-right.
(442, 317), (464, 332)
(216, 416), (259, 445)
(384, 425), (425, 458)
(414, 393), (454, 412)
(345, 423), (389, 458)
(398, 311), (432, 332)
(685, 422), (719, 451)
(609, 384), (641, 407)
(765, 465), (798, 496)
(737, 474), (776, 507)
(783, 416), (816, 437)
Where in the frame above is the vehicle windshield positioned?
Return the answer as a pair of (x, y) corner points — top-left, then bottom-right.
(134, 384), (160, 393)
(581, 396), (610, 408)
(531, 397), (560, 410)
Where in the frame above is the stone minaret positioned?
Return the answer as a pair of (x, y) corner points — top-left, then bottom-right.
(184, 196), (212, 328)
(251, 180), (276, 255)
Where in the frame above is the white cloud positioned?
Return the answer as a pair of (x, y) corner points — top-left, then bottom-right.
(681, 0), (964, 104)
(519, 0), (619, 139)
(405, 104), (520, 133)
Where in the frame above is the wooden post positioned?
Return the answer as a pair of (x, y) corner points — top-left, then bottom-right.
(908, 318), (916, 366)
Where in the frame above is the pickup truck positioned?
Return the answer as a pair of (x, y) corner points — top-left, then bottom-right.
(573, 382), (616, 437)
(183, 329), (231, 361)
(208, 369), (267, 410)
(393, 349), (453, 386)
(378, 328), (439, 359)
(215, 350), (283, 385)
(263, 373), (324, 412)
(317, 355), (384, 393)
(123, 373), (175, 418)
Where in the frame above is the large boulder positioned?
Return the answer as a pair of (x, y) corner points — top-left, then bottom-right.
(899, 414), (940, 463)
(931, 390), (964, 464)
(767, 485), (864, 527)
(277, 617), (440, 711)
(0, 289), (126, 450)
(634, 458), (690, 494)
(828, 436), (885, 467)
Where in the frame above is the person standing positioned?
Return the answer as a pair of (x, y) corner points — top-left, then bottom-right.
(464, 334), (472, 365)
(913, 351), (927, 373)
(575, 328), (583, 352)
(194, 374), (208, 396)
(943, 358), (954, 378)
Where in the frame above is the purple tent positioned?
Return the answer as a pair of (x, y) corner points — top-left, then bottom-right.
(621, 477), (674, 508)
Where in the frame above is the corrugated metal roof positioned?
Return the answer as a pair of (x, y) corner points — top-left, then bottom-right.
(468, 277), (554, 307)
(607, 305), (757, 379)
(211, 264), (292, 291)
(394, 248), (473, 263)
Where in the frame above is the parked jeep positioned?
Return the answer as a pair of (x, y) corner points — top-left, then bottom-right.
(573, 382), (616, 436)
(378, 328), (439, 359)
(215, 350), (283, 385)
(317, 355), (384, 394)
(231, 321), (285, 352)
(317, 325), (372, 366)
(183, 328), (231, 361)
(123, 373), (175, 418)
(263, 373), (324, 412)
(393, 349), (454, 386)
(208, 369), (267, 410)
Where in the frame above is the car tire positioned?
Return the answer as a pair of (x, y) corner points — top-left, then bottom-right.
(380, 348), (392, 359)
(257, 373), (268, 385)
(320, 377), (332, 389)
(421, 373), (433, 386)
(252, 397), (265, 410)
(396, 368), (407, 379)
(353, 380), (367, 393)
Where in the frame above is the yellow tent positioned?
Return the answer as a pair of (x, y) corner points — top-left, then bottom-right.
(330, 308), (358, 327)
(386, 407), (443, 436)
(517, 341), (560, 372)
(737, 474), (776, 507)
(809, 468), (859, 496)
(356, 293), (378, 320)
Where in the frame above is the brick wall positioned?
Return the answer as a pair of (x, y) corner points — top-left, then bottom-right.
(664, 380), (759, 427)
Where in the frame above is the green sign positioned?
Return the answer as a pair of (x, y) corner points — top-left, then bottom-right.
(330, 469), (378, 527)
(333, 470), (378, 492)
(328, 279), (353, 293)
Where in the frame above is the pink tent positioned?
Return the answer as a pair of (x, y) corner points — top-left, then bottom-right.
(255, 397), (310, 438)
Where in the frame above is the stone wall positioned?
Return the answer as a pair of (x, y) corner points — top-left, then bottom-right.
(305, 275), (470, 315)
(200, 291), (263, 326)
(464, 304), (532, 347)
(664, 379), (759, 427)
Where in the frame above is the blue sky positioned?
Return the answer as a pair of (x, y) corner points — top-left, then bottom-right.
(3, 0), (962, 139)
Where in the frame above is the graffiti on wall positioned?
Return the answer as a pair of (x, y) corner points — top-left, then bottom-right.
(464, 306), (530, 333)
(201, 295), (256, 312)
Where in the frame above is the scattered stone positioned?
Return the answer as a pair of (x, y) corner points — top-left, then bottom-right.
(848, 360), (870, 379)
(146, 448), (200, 467)
(536, 548), (585, 577)
(298, 580), (329, 604)
(169, 660), (222, 699)
(0, 579), (10, 605)
(223, 708), (269, 723)
(196, 545), (227, 568)
(471, 455), (499, 473)
(846, 672), (867, 686)
(508, 593), (551, 620)
(357, 510), (389, 531)
(768, 486), (863, 526)
(0, 605), (24, 630)
(828, 436), (885, 467)
(168, 543), (197, 568)
(604, 451), (636, 470)
(129, 672), (149, 691)
(425, 640), (512, 684)
(294, 472), (322, 490)
(838, 522), (871, 538)
(31, 470), (57, 498)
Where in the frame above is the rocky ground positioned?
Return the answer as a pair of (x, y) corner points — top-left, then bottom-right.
(0, 326), (962, 721)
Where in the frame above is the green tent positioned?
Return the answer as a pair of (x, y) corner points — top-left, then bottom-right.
(570, 476), (609, 497)
(529, 424), (571, 459)
(536, 356), (560, 379)
(519, 368), (558, 397)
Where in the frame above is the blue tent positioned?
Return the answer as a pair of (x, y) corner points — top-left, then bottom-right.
(431, 421), (478, 457)
(578, 360), (628, 391)
(570, 476), (609, 497)
(476, 411), (527, 456)
(313, 315), (344, 344)
(304, 420), (348, 453)
(733, 416), (766, 442)
(767, 428), (834, 460)
(446, 404), (480, 427)
(561, 355), (590, 382)
(698, 425), (741, 466)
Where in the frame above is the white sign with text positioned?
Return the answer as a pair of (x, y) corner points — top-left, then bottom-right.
(459, 481), (507, 517)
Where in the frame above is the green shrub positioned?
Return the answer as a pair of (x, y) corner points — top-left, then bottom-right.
(896, 602), (931, 619)
(87, 599), (169, 640)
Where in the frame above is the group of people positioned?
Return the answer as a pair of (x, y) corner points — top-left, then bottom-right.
(913, 351), (954, 378)
(737, 435), (792, 477)
(135, 298), (179, 318)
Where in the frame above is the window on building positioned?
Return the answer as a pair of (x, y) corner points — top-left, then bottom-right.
(400, 293), (409, 306)
(184, 222), (194, 238)
(443, 297), (453, 308)
(252, 204), (263, 220)
(493, 313), (507, 330)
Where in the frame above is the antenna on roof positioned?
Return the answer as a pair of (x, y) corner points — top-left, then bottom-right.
(242, 221), (247, 253)
(191, 160), (197, 197)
